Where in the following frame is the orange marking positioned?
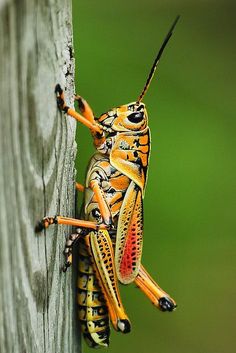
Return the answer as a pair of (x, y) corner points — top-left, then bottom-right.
(110, 175), (130, 191)
(110, 200), (122, 214)
(99, 161), (110, 169)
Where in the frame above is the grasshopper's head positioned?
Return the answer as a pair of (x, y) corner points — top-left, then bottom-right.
(97, 16), (179, 135)
(97, 102), (148, 132)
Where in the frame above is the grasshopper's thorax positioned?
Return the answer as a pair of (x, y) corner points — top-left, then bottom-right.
(95, 102), (150, 193)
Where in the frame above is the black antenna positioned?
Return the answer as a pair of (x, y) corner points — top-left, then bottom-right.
(137, 15), (180, 103)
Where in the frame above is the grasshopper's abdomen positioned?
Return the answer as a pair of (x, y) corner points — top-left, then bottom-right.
(77, 238), (110, 347)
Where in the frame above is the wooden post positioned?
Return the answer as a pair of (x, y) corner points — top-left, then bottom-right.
(0, 1), (81, 352)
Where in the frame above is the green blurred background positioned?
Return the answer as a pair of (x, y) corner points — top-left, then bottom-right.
(72, 1), (236, 352)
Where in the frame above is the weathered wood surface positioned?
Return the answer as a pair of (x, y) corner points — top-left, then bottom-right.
(0, 1), (81, 352)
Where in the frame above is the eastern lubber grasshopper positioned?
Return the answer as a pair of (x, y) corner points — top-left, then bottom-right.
(36, 16), (179, 348)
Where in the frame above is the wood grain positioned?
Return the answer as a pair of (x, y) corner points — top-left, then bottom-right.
(0, 1), (81, 352)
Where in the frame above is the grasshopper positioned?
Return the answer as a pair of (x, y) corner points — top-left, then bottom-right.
(36, 16), (179, 348)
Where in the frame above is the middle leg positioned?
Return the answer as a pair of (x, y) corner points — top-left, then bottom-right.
(35, 216), (109, 232)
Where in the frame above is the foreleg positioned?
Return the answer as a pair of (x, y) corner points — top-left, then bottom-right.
(55, 84), (105, 147)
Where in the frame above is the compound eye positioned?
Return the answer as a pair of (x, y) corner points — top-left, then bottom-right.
(127, 111), (144, 123)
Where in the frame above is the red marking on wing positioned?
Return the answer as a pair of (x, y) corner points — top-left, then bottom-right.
(115, 181), (143, 284)
(119, 220), (141, 279)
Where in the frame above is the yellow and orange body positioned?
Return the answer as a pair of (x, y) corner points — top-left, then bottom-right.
(36, 16), (179, 348)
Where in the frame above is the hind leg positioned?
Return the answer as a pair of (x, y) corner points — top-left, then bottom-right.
(85, 230), (131, 334)
(135, 264), (177, 312)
